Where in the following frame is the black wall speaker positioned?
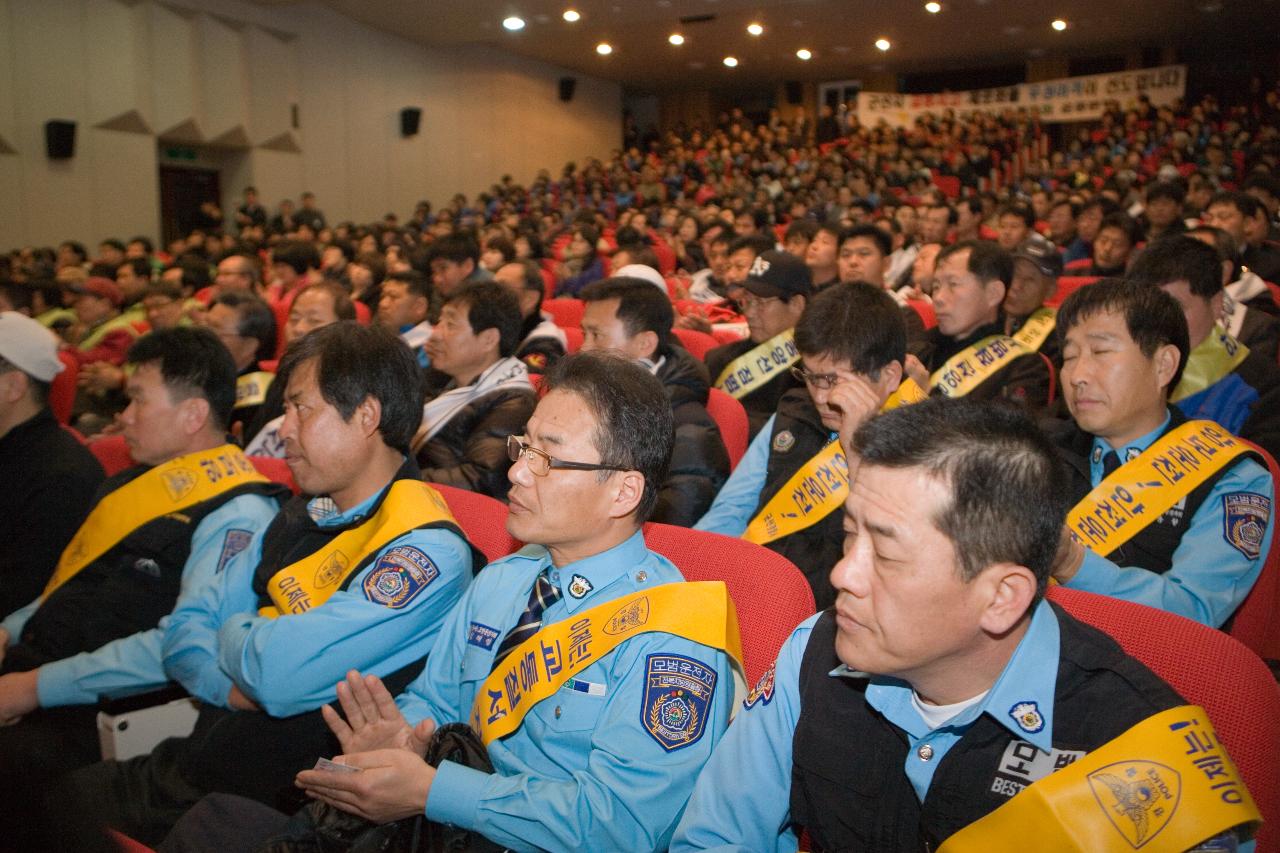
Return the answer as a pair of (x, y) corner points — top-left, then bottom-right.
(785, 81), (803, 105)
(559, 77), (577, 102)
(400, 108), (421, 137)
(45, 120), (76, 159)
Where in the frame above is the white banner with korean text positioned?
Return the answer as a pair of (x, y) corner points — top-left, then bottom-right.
(855, 65), (1186, 128)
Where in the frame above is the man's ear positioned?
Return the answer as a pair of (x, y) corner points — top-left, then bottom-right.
(607, 470), (646, 519)
(1153, 342), (1181, 391)
(353, 394), (383, 440)
(984, 279), (1007, 313)
(177, 395), (213, 437)
(977, 563), (1038, 637)
(632, 329), (660, 361)
(478, 326), (502, 356)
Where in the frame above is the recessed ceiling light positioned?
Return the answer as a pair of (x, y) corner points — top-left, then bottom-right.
(669, 33), (685, 45)
(562, 8), (580, 22)
(723, 55), (739, 67)
(596, 42), (613, 54)
(1051, 18), (1067, 30)
(925, 1), (941, 12)
(875, 37), (891, 51)
(746, 22), (764, 36)
(502, 16), (525, 31)
(796, 48), (812, 60)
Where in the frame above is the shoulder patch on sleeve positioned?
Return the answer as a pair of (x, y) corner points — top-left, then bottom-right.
(642, 653), (717, 752)
(217, 529), (253, 573)
(743, 660), (776, 710)
(1222, 492), (1271, 560)
(362, 545), (439, 609)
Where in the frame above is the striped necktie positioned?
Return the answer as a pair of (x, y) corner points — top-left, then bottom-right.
(491, 567), (562, 671)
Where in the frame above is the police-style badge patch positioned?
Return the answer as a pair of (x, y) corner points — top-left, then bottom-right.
(467, 622), (500, 650)
(362, 546), (439, 609)
(642, 653), (717, 751)
(1009, 701), (1044, 734)
(162, 467), (197, 501)
(773, 430), (796, 453)
(217, 529), (253, 573)
(743, 661), (776, 710)
(568, 574), (593, 598)
(1087, 760), (1180, 847)
(1223, 492), (1270, 560)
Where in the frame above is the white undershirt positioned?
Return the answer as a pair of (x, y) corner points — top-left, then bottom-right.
(910, 689), (989, 730)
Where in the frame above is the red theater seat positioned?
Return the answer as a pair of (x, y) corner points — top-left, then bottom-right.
(706, 388), (748, 471)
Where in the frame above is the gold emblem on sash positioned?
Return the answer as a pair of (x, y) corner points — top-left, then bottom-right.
(314, 551), (349, 588)
(1087, 761), (1180, 846)
(162, 468), (198, 501)
(605, 597), (650, 635)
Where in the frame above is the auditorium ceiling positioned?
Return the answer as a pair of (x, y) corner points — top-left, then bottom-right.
(249, 0), (1274, 91)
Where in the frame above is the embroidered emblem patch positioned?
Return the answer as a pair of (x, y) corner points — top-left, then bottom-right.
(568, 574), (593, 598)
(524, 353), (547, 370)
(773, 430), (796, 453)
(1223, 492), (1270, 560)
(217, 529), (253, 573)
(604, 596), (650, 635)
(1009, 701), (1045, 734)
(161, 467), (197, 501)
(467, 622), (500, 650)
(642, 653), (717, 751)
(362, 546), (439, 609)
(314, 550), (349, 588)
(743, 661), (776, 710)
(1087, 760), (1180, 847)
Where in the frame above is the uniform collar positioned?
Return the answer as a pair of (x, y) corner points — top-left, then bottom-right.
(545, 528), (650, 613)
(855, 598), (1060, 752)
(305, 456), (415, 527)
(1089, 409), (1172, 480)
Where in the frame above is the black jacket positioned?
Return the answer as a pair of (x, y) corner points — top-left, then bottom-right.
(704, 337), (801, 441)
(652, 345), (731, 527)
(792, 605), (1184, 852)
(0, 409), (104, 619)
(514, 314), (566, 375)
(911, 318), (1052, 412)
(416, 385), (537, 501)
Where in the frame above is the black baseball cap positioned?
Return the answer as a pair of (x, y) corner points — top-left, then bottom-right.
(743, 250), (813, 299)
(1013, 234), (1063, 279)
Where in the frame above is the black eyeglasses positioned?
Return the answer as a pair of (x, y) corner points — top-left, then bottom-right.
(790, 366), (841, 390)
(507, 435), (631, 478)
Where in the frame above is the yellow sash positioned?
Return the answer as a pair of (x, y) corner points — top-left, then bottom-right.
(470, 581), (745, 745)
(1067, 420), (1253, 557)
(1172, 327), (1250, 404)
(44, 445), (268, 599)
(78, 313), (141, 351)
(1012, 307), (1056, 352)
(714, 329), (799, 400)
(742, 380), (927, 546)
(929, 335), (1033, 398)
(258, 480), (460, 618)
(938, 705), (1259, 852)
(235, 371), (274, 410)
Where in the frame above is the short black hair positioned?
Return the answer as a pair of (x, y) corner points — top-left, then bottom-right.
(1145, 181), (1187, 205)
(794, 282), (905, 379)
(1081, 196), (1120, 216)
(276, 322), (423, 451)
(839, 224), (891, 258)
(295, 281), (357, 322)
(1129, 234), (1223, 300)
(784, 220), (819, 242)
(484, 236), (516, 264)
(1056, 277), (1189, 393)
(1187, 224), (1237, 261)
(212, 291), (278, 363)
(1097, 212), (1142, 246)
(447, 281), (523, 358)
(126, 326), (237, 431)
(580, 277), (674, 352)
(430, 232), (481, 268)
(852, 396), (1068, 600)
(384, 270), (431, 300)
(510, 259), (545, 295)
(542, 351), (673, 524)
(1208, 190), (1262, 219)
(937, 239), (1013, 287)
(727, 234), (774, 257)
(1050, 199), (1080, 217)
(998, 202), (1035, 228)
(0, 281), (33, 312)
(128, 236), (154, 254)
(119, 257), (151, 279)
(100, 238), (126, 253)
(272, 241), (321, 275)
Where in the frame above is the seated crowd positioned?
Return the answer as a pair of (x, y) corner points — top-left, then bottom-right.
(0, 78), (1278, 850)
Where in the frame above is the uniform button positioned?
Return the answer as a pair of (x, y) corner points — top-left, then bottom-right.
(636, 571), (647, 582)
(554, 706), (562, 719)
(917, 744), (934, 761)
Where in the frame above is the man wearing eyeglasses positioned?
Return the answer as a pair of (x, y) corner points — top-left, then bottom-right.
(164, 353), (741, 852)
(705, 251), (809, 439)
(697, 283), (911, 609)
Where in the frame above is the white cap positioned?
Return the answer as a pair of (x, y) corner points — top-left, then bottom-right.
(613, 264), (669, 294)
(0, 311), (65, 382)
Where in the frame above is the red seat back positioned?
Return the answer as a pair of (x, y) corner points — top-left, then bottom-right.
(1046, 275), (1100, 307)
(906, 299), (936, 329)
(248, 456), (297, 493)
(643, 523), (814, 686)
(429, 482), (520, 564)
(1228, 440), (1280, 661)
(1047, 585), (1280, 851)
(562, 327), (583, 353)
(542, 298), (585, 328)
(672, 327), (720, 361)
(49, 350), (79, 424)
(88, 434), (134, 476)
(706, 388), (749, 471)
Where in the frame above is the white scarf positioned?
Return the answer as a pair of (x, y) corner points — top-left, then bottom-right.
(1223, 270), (1270, 340)
(413, 357), (532, 450)
(524, 313), (567, 347)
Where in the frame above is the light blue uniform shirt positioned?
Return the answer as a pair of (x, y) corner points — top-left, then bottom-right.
(1068, 413), (1274, 627)
(398, 530), (735, 853)
(162, 477), (472, 717)
(671, 599), (1061, 853)
(3, 491), (280, 708)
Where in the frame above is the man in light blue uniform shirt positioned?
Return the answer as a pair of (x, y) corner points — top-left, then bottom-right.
(1048, 279), (1274, 628)
(285, 352), (736, 852)
(61, 323), (478, 846)
(673, 399), (1251, 852)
